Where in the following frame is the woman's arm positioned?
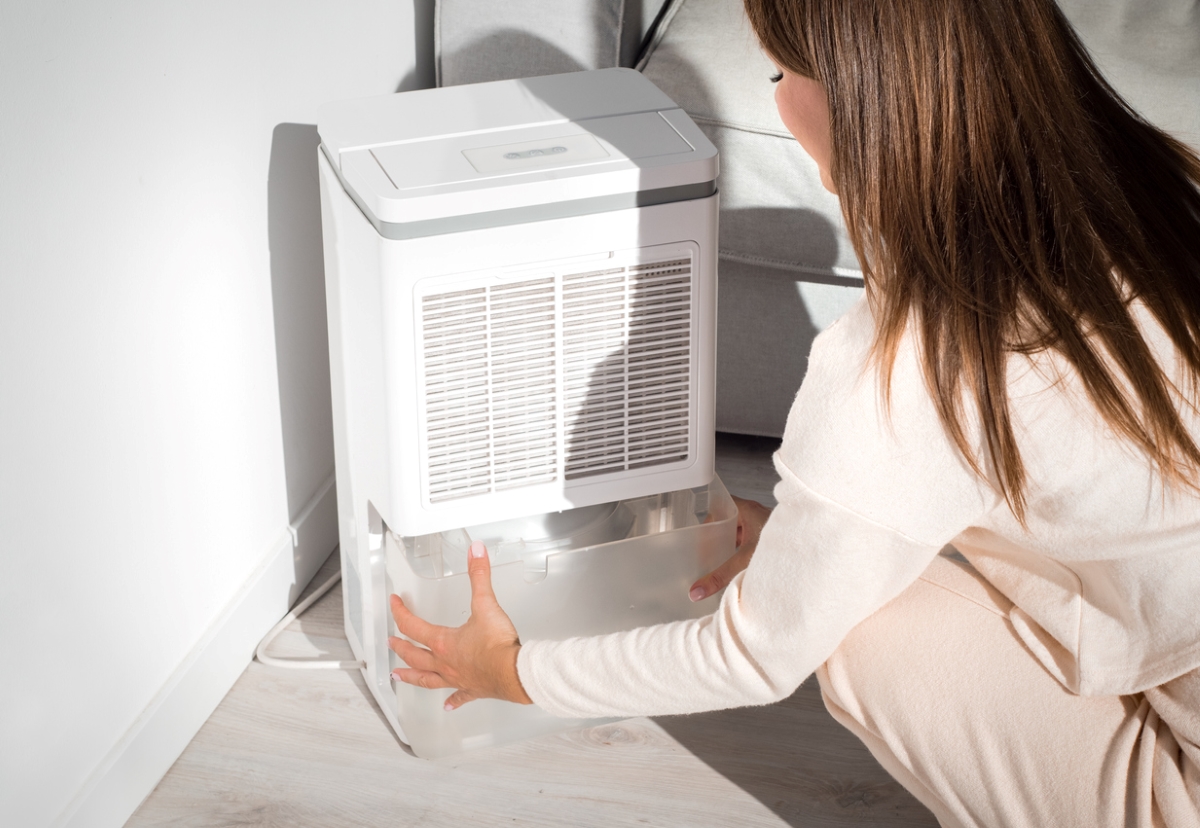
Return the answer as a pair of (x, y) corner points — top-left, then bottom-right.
(390, 301), (994, 718)
(515, 457), (946, 718)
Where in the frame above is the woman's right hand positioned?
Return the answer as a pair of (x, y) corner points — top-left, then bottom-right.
(689, 495), (773, 602)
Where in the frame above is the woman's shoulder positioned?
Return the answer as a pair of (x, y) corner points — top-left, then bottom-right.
(806, 294), (876, 361)
(790, 296), (936, 431)
(778, 298), (994, 543)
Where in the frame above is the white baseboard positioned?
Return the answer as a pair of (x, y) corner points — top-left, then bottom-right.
(53, 473), (339, 828)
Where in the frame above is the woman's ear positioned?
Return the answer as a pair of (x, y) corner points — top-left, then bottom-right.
(773, 72), (836, 194)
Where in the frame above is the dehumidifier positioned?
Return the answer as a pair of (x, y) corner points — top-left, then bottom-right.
(317, 68), (736, 757)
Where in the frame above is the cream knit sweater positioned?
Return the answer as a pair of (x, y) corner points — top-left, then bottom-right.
(516, 298), (1200, 718)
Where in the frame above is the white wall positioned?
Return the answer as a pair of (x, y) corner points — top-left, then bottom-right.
(0, 3), (432, 826)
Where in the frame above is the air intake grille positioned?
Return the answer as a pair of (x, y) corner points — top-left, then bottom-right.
(421, 279), (558, 502)
(419, 252), (693, 502)
(564, 258), (692, 479)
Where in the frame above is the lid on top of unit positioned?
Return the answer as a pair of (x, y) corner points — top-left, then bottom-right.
(316, 68), (718, 237)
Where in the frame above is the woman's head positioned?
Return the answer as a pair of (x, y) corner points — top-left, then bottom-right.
(745, 0), (1200, 517)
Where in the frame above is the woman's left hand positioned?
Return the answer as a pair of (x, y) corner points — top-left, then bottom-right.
(688, 495), (773, 602)
(388, 540), (533, 710)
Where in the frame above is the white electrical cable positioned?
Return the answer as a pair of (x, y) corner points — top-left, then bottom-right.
(255, 570), (365, 670)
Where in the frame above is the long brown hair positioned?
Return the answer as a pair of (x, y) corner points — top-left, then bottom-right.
(745, 0), (1200, 518)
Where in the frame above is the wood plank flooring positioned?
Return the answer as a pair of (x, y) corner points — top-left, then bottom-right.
(126, 434), (937, 827)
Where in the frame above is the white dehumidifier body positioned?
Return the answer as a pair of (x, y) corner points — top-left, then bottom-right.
(318, 68), (736, 757)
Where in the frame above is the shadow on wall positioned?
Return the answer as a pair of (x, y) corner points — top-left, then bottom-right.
(267, 122), (336, 602)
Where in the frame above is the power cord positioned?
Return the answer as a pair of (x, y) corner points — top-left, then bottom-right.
(255, 570), (365, 670)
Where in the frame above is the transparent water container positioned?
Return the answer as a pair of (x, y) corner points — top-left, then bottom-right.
(385, 474), (738, 757)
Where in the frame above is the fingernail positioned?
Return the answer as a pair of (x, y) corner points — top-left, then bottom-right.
(468, 540), (487, 559)
(689, 586), (706, 602)
(390, 669), (402, 682)
(444, 701), (455, 711)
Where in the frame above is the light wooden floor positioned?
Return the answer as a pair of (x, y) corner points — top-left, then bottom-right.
(127, 434), (937, 828)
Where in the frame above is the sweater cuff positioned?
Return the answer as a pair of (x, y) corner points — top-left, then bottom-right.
(516, 639), (570, 717)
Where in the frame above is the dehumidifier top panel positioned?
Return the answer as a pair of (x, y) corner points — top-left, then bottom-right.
(318, 69), (677, 158)
(316, 69), (718, 232)
(375, 112), (693, 189)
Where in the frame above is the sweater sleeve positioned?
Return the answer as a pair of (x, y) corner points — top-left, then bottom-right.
(517, 300), (993, 719)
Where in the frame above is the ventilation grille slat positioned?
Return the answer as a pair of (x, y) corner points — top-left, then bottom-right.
(420, 253), (694, 502)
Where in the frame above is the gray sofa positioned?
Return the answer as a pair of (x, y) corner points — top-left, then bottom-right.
(434, 0), (1200, 437)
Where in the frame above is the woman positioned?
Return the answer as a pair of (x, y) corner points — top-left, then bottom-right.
(387, 0), (1200, 824)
